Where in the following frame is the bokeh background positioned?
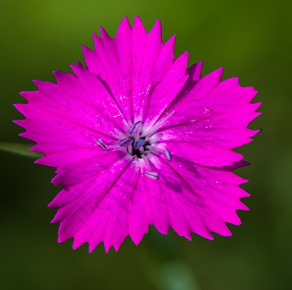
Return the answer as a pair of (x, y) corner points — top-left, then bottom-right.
(1, 0), (291, 289)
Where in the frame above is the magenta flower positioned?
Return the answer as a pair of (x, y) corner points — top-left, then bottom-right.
(15, 17), (261, 252)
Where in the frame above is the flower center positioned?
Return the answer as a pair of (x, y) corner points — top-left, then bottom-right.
(119, 128), (151, 159)
(96, 112), (175, 181)
(132, 137), (150, 158)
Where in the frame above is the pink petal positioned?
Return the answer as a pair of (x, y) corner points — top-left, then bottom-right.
(14, 17), (261, 253)
(147, 155), (248, 239)
(153, 70), (261, 167)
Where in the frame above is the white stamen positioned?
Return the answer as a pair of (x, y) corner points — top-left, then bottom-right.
(145, 171), (159, 180)
(128, 145), (133, 155)
(148, 146), (172, 162)
(142, 111), (175, 137)
(119, 137), (133, 147)
(148, 146), (163, 155)
(142, 155), (151, 171)
(96, 138), (109, 151)
(129, 121), (143, 134)
(164, 149), (172, 161)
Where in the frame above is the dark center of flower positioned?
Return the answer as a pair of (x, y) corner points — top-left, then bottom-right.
(131, 137), (150, 158)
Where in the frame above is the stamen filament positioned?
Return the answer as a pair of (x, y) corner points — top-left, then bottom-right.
(142, 155), (151, 171)
(142, 111), (175, 137)
(128, 145), (133, 155)
(149, 147), (172, 161)
(119, 137), (133, 147)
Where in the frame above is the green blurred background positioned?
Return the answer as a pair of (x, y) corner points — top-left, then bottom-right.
(1, 0), (291, 289)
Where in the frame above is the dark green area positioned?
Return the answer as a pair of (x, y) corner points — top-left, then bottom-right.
(0, 0), (291, 289)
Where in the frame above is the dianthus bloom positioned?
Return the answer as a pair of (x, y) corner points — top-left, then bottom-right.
(15, 17), (261, 252)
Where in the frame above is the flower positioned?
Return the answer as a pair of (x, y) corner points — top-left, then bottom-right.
(14, 17), (261, 252)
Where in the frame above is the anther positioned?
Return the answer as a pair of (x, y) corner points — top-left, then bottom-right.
(129, 121), (143, 134)
(142, 155), (151, 171)
(164, 149), (172, 161)
(119, 137), (133, 147)
(145, 171), (159, 180)
(96, 138), (109, 151)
